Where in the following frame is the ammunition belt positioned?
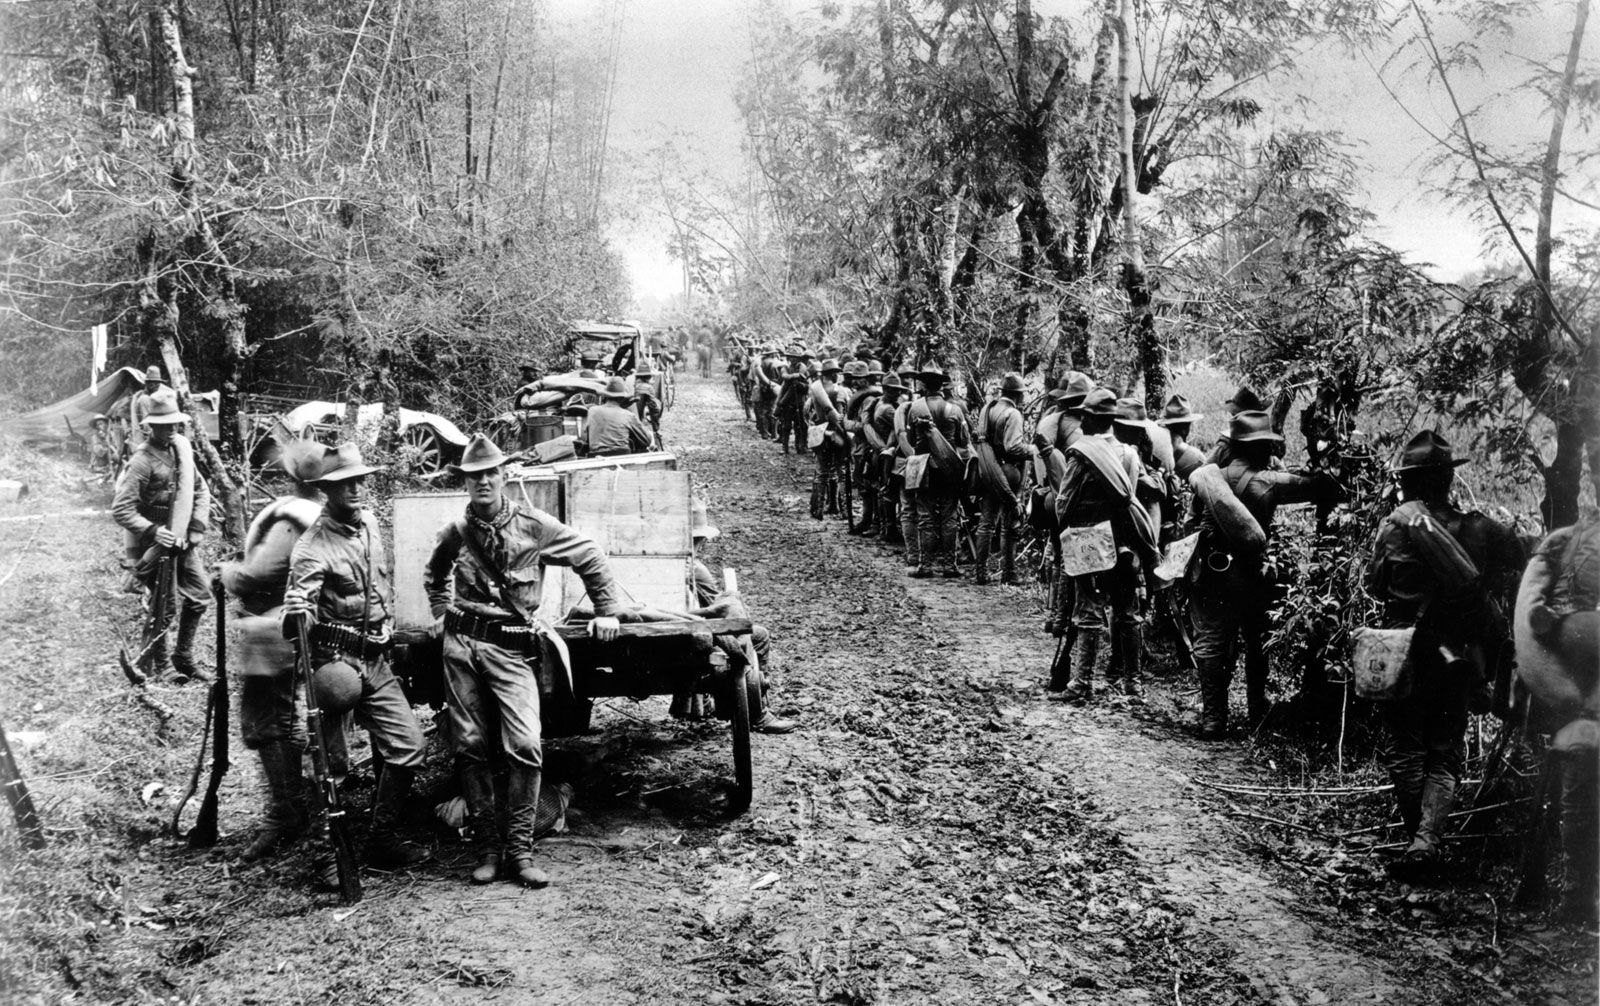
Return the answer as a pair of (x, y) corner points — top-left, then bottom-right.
(444, 608), (532, 650)
(310, 622), (392, 661)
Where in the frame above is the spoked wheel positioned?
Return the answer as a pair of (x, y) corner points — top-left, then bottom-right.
(401, 424), (445, 476)
(728, 659), (753, 815)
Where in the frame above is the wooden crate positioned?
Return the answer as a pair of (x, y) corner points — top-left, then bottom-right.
(555, 466), (693, 617)
(390, 473), (560, 633)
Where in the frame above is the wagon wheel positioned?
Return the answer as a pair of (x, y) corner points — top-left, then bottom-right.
(401, 424), (445, 476)
(728, 656), (753, 815)
(661, 367), (676, 410)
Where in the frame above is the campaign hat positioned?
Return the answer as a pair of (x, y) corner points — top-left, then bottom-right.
(312, 442), (379, 483)
(450, 433), (508, 475)
(634, 360), (655, 378)
(142, 388), (189, 425)
(599, 377), (635, 401)
(842, 360), (867, 378)
(691, 497), (720, 540)
(880, 376), (910, 394)
(916, 362), (949, 386)
(1050, 372), (1096, 406)
(864, 359), (886, 378)
(1076, 388), (1119, 417)
(1157, 394), (1202, 426)
(783, 342), (808, 358)
(276, 439), (327, 484)
(578, 349), (603, 364)
(820, 358), (843, 375)
(1226, 386), (1264, 413)
(1391, 429), (1469, 472)
(1225, 410), (1283, 444)
(999, 372), (1026, 396)
(1113, 398), (1160, 430)
(143, 365), (166, 384)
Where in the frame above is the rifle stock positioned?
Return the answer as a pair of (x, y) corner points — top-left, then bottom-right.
(185, 578), (230, 847)
(295, 619), (362, 903)
(0, 721), (45, 850)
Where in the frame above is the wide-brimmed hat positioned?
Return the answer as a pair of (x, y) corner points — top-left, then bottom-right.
(635, 361), (655, 378)
(1113, 398), (1160, 430)
(691, 497), (720, 540)
(578, 350), (603, 364)
(1225, 410), (1283, 444)
(820, 358), (843, 375)
(1226, 386), (1264, 413)
(142, 388), (189, 425)
(864, 359), (886, 378)
(842, 360), (867, 378)
(312, 442), (379, 483)
(1157, 394), (1202, 426)
(783, 342), (808, 358)
(1076, 388), (1119, 417)
(916, 362), (949, 386)
(880, 376), (910, 394)
(599, 377), (634, 401)
(1391, 429), (1469, 472)
(1050, 372), (1096, 406)
(999, 372), (1026, 396)
(143, 365), (165, 384)
(450, 433), (508, 475)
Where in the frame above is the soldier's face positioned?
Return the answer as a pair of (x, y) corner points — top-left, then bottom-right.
(464, 466), (505, 512)
(148, 423), (174, 447)
(324, 476), (365, 518)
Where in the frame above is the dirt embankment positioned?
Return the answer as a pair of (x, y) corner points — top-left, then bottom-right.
(0, 375), (1592, 1005)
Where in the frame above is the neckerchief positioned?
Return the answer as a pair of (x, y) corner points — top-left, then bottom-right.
(465, 498), (515, 570)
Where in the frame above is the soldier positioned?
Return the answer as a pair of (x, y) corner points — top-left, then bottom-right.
(972, 373), (1029, 585)
(511, 364), (544, 412)
(577, 378), (653, 457)
(1190, 411), (1339, 736)
(576, 349), (604, 380)
(844, 361), (885, 536)
(1157, 395), (1206, 479)
(907, 363), (969, 579)
(217, 441), (328, 861)
(425, 434), (625, 887)
(865, 372), (906, 544)
(111, 388), (212, 680)
(752, 345), (782, 441)
(773, 345), (811, 455)
(1366, 430), (1523, 870)
(283, 443), (431, 872)
(891, 365), (924, 569)
(1051, 390), (1158, 702)
(127, 365), (167, 448)
(806, 359), (850, 520)
(633, 362), (664, 443)
(87, 414), (118, 478)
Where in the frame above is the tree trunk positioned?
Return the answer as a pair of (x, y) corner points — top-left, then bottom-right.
(1115, 0), (1164, 411)
(154, 0), (246, 543)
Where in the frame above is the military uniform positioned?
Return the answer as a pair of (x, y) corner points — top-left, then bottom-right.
(1366, 431), (1522, 866)
(425, 436), (625, 886)
(773, 347), (811, 454)
(907, 365), (969, 578)
(973, 375), (1029, 585)
(754, 350), (782, 440)
(805, 362), (849, 520)
(578, 379), (653, 456)
(866, 378), (906, 544)
(111, 390), (212, 679)
(844, 363), (886, 536)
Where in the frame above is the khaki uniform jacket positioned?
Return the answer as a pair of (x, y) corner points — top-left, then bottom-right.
(112, 440), (212, 545)
(286, 510), (391, 633)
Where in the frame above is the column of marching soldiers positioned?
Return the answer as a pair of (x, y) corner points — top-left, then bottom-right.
(723, 335), (1598, 921)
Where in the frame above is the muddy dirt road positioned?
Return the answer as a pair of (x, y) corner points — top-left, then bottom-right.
(1, 373), (1593, 1005)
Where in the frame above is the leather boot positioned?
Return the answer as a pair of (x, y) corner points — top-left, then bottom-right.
(241, 740), (306, 861)
(460, 763), (500, 885)
(998, 528), (1017, 585)
(1047, 624), (1076, 692)
(809, 478), (825, 520)
(1059, 628), (1100, 704)
(142, 624), (171, 679)
(1112, 622), (1142, 698)
(880, 498), (902, 544)
(824, 480), (840, 516)
(367, 765), (430, 868)
(170, 602), (205, 680)
(972, 529), (992, 585)
(1403, 776), (1456, 865)
(1196, 659), (1229, 739)
(505, 766), (550, 888)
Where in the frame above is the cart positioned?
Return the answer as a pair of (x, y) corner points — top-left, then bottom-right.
(391, 459), (755, 811)
(566, 321), (676, 411)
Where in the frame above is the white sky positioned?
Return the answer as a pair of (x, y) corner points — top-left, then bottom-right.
(587, 0), (1598, 301)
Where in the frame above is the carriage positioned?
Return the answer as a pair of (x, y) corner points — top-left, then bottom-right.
(391, 453), (755, 811)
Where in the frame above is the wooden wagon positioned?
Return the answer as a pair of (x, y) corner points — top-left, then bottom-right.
(392, 454), (755, 810)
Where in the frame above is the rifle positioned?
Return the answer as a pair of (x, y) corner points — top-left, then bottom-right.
(119, 553), (175, 683)
(173, 577), (230, 846)
(294, 618), (362, 903)
(0, 721), (45, 850)
(842, 450), (856, 530)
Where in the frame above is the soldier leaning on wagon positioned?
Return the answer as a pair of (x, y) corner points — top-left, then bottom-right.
(282, 443), (431, 872)
(844, 361), (887, 537)
(1365, 431), (1523, 871)
(1050, 390), (1160, 702)
(217, 442), (334, 862)
(805, 359), (851, 520)
(906, 363), (970, 579)
(577, 378), (654, 457)
(111, 388), (212, 680)
(688, 502), (796, 735)
(424, 434), (625, 888)
(1189, 410), (1340, 738)
(972, 373), (1030, 586)
(1519, 489), (1600, 924)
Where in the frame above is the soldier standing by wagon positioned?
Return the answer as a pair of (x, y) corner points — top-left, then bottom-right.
(1365, 430), (1522, 870)
(282, 443), (431, 872)
(112, 388), (212, 680)
(424, 434), (625, 887)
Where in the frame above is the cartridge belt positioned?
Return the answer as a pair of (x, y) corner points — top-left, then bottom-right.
(310, 622), (392, 661)
(444, 608), (532, 650)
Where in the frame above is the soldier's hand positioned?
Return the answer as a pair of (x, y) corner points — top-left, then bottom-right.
(588, 616), (621, 642)
(154, 526), (178, 549)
